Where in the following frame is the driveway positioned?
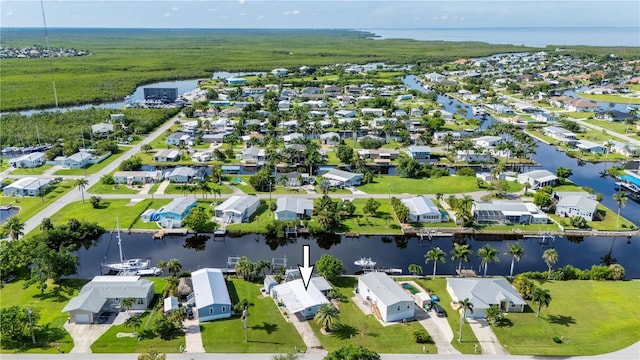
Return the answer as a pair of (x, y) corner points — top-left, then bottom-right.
(64, 311), (130, 353)
(414, 305), (460, 354)
(466, 318), (509, 355)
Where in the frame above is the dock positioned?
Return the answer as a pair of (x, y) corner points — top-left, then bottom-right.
(153, 228), (189, 239)
(403, 227), (639, 238)
(456, 269), (477, 277)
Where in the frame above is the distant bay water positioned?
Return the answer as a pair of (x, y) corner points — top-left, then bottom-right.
(363, 27), (640, 47)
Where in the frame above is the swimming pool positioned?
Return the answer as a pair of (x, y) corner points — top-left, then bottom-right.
(402, 283), (421, 294)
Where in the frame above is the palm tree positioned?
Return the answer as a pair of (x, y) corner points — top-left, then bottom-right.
(198, 181), (212, 199)
(3, 216), (24, 241)
(124, 314), (142, 333)
(505, 243), (525, 277)
(212, 186), (222, 203)
(532, 288), (552, 318)
(450, 243), (472, 275)
(156, 260), (167, 275)
(477, 244), (500, 277)
(75, 177), (89, 204)
(542, 249), (558, 279)
(457, 298), (473, 342)
(39, 217), (54, 232)
(425, 247), (446, 280)
(255, 260), (271, 277)
(120, 297), (135, 314)
(612, 192), (628, 228)
(314, 303), (340, 332)
(166, 258), (182, 277)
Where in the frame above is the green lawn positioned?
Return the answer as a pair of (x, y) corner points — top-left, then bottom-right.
(584, 119), (639, 138)
(9, 164), (54, 175)
(564, 112), (596, 119)
(358, 175), (480, 195)
(314, 185), (353, 194)
(413, 278), (480, 354)
(162, 183), (233, 196)
(491, 280), (640, 355)
(549, 205), (635, 231)
(0, 278), (88, 354)
(87, 182), (140, 195)
(578, 93), (640, 105)
(91, 278), (185, 353)
(48, 198), (171, 230)
(226, 203), (273, 234)
(0, 180), (74, 222)
(308, 277), (436, 354)
(231, 175), (310, 196)
(53, 147), (128, 176)
(338, 198), (403, 235)
(200, 278), (305, 353)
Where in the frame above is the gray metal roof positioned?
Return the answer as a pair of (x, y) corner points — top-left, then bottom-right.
(556, 193), (598, 212)
(401, 196), (440, 217)
(4, 177), (50, 190)
(61, 288), (107, 313)
(169, 166), (198, 178)
(359, 272), (413, 306)
(158, 197), (197, 215)
(62, 276), (153, 313)
(322, 169), (363, 182)
(520, 169), (557, 181)
(215, 195), (260, 214)
(276, 196), (313, 215)
(446, 278), (526, 309)
(191, 268), (231, 308)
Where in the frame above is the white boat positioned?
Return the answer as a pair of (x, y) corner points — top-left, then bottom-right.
(354, 257), (377, 267)
(136, 267), (162, 276)
(101, 219), (150, 272)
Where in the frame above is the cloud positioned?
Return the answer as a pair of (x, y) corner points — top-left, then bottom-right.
(258, 15), (264, 20)
(5, 10), (12, 16)
(171, 6), (179, 11)
(238, 0), (246, 4)
(283, 9), (300, 16)
(162, 13), (171, 18)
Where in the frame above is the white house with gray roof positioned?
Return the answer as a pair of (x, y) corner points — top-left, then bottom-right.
(153, 149), (180, 162)
(62, 276), (154, 324)
(554, 191), (599, 221)
(9, 152), (45, 168)
(91, 122), (114, 136)
(321, 169), (364, 187)
(575, 140), (607, 154)
(357, 272), (414, 323)
(542, 126), (578, 144)
(272, 277), (332, 319)
(191, 268), (232, 322)
(517, 170), (558, 190)
(401, 196), (446, 223)
(214, 195), (260, 224)
(473, 201), (548, 225)
(3, 177), (51, 197)
(62, 151), (93, 169)
(446, 278), (526, 318)
(606, 140), (638, 157)
(275, 196), (314, 221)
(168, 167), (201, 183)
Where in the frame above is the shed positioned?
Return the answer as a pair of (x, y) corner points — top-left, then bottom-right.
(263, 275), (279, 295)
(164, 296), (179, 313)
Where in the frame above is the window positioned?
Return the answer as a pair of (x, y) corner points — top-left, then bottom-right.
(137, 298), (144, 305)
(222, 306), (226, 312)
(397, 306), (400, 311)
(209, 308), (214, 314)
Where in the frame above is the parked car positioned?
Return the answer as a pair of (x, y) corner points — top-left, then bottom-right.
(186, 306), (194, 319)
(431, 303), (445, 317)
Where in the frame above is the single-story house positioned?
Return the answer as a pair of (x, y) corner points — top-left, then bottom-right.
(191, 268), (232, 322)
(155, 197), (198, 228)
(473, 201), (548, 225)
(283, 132), (304, 144)
(575, 140), (608, 154)
(153, 149), (181, 162)
(533, 112), (555, 123)
(320, 132), (341, 145)
(406, 146), (431, 163)
(446, 278), (526, 318)
(357, 272), (414, 323)
(274, 196), (314, 221)
(473, 136), (502, 148)
(542, 126), (578, 144)
(401, 196), (446, 223)
(335, 109), (357, 118)
(214, 195), (260, 224)
(554, 191), (599, 221)
(595, 110), (633, 122)
(276, 172), (308, 187)
(9, 152), (46, 168)
(192, 151), (213, 163)
(321, 169), (364, 187)
(3, 177), (51, 197)
(168, 166), (201, 183)
(263, 275), (279, 295)
(271, 278), (331, 319)
(361, 108), (385, 117)
(455, 150), (495, 163)
(91, 122), (114, 136)
(166, 132), (190, 146)
(62, 151), (93, 169)
(241, 147), (266, 165)
(606, 140), (638, 157)
(517, 170), (558, 190)
(113, 170), (162, 184)
(62, 276), (154, 324)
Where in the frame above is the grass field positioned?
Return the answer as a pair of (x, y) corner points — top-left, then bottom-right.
(584, 119), (639, 139)
(9, 164), (54, 175)
(0, 180), (74, 222)
(0, 279), (88, 354)
(91, 278), (185, 353)
(47, 198), (172, 230)
(549, 204), (635, 231)
(200, 278), (305, 353)
(491, 280), (640, 355)
(52, 147), (128, 176)
(578, 93), (640, 105)
(87, 182), (140, 195)
(308, 277), (436, 354)
(358, 175), (480, 195)
(338, 198), (403, 235)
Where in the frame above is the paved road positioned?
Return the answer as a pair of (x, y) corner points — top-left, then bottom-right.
(18, 116), (179, 237)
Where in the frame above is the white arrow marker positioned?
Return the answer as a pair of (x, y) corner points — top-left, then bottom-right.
(298, 245), (314, 291)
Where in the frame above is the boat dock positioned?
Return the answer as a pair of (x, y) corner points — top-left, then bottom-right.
(153, 228), (189, 239)
(403, 227), (639, 238)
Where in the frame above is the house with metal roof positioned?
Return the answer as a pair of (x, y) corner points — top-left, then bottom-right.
(406, 146), (431, 163)
(517, 169), (558, 190)
(606, 140), (638, 157)
(575, 140), (608, 154)
(166, 132), (190, 146)
(357, 272), (414, 323)
(542, 126), (578, 144)
(91, 122), (114, 136)
(473, 201), (548, 225)
(191, 268), (232, 321)
(155, 197), (197, 228)
(62, 151), (93, 169)
(153, 149), (181, 162)
(554, 191), (599, 221)
(401, 196), (447, 223)
(8, 152), (45, 168)
(275, 196), (314, 221)
(168, 166), (201, 183)
(271, 277), (331, 319)
(214, 195), (260, 224)
(241, 147), (266, 165)
(113, 170), (162, 184)
(62, 276), (154, 324)
(321, 169), (364, 187)
(446, 278), (526, 318)
(3, 177), (51, 197)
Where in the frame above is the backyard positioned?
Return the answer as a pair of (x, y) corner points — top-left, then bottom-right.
(358, 175), (480, 195)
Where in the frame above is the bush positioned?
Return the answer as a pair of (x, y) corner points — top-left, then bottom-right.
(609, 264), (625, 280)
(412, 329), (433, 344)
(553, 336), (563, 344)
(456, 167), (476, 177)
(588, 265), (611, 280)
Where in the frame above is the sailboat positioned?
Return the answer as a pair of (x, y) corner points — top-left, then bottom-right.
(101, 219), (150, 272)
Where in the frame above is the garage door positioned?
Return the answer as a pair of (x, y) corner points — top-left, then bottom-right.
(75, 313), (90, 324)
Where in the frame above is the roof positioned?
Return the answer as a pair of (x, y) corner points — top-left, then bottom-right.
(9, 152), (45, 162)
(215, 196), (260, 214)
(66, 151), (92, 163)
(91, 122), (114, 133)
(63, 276), (153, 313)
(520, 169), (557, 181)
(276, 196), (313, 214)
(359, 272), (413, 306)
(191, 268), (232, 308)
(576, 140), (605, 150)
(322, 169), (363, 182)
(62, 288), (107, 313)
(4, 177), (50, 190)
(154, 149), (180, 159)
(272, 278), (329, 314)
(402, 196), (440, 217)
(543, 126), (575, 135)
(158, 197), (196, 215)
(407, 146), (431, 153)
(447, 278), (526, 309)
(164, 296), (179, 312)
(555, 193), (598, 211)
(169, 166), (198, 178)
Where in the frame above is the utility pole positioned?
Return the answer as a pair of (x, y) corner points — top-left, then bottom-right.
(27, 307), (35, 343)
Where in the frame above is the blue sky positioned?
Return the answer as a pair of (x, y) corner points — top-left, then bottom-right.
(1, 1), (639, 29)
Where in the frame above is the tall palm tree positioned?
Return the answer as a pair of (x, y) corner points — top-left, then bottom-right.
(198, 180), (212, 199)
(255, 260), (271, 277)
(505, 243), (525, 277)
(477, 244), (500, 277)
(120, 297), (135, 315)
(425, 247), (446, 280)
(612, 192), (628, 228)
(450, 243), (472, 275)
(3, 216), (24, 241)
(212, 186), (222, 202)
(166, 258), (182, 277)
(75, 177), (89, 204)
(314, 303), (340, 332)
(532, 288), (552, 318)
(457, 298), (473, 342)
(156, 260), (167, 275)
(542, 249), (558, 279)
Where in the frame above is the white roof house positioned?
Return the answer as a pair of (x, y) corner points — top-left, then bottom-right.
(91, 122), (114, 134)
(473, 136), (503, 148)
(321, 169), (364, 187)
(517, 170), (558, 189)
(3, 177), (51, 197)
(275, 196), (314, 221)
(271, 278), (330, 318)
(554, 191), (599, 221)
(214, 195), (260, 223)
(576, 140), (608, 154)
(9, 152), (46, 168)
(191, 268), (232, 322)
(358, 272), (414, 323)
(401, 196), (444, 223)
(473, 201), (548, 225)
(446, 278), (526, 318)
